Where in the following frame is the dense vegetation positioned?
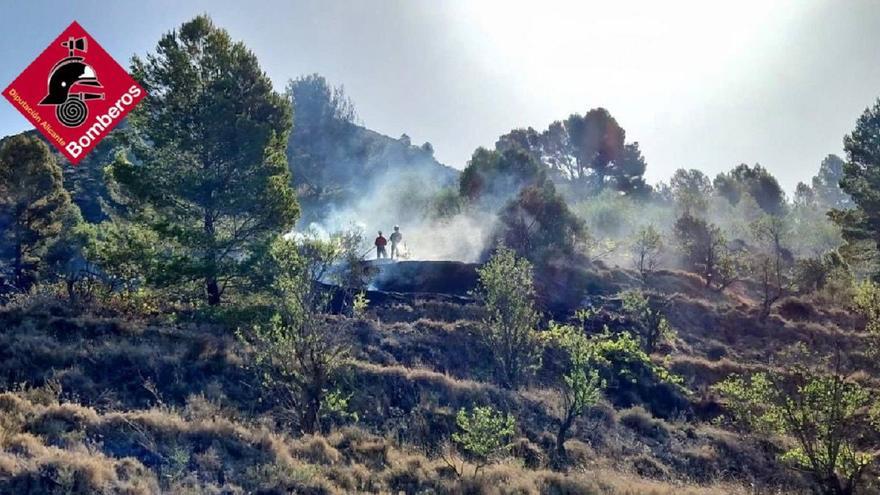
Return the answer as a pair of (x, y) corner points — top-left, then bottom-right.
(2, 14), (880, 495)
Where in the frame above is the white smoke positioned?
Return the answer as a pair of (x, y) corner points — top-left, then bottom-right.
(296, 165), (498, 262)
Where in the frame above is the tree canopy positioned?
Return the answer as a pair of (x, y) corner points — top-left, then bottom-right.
(670, 168), (713, 216)
(112, 15), (298, 305)
(460, 147), (546, 202)
(494, 108), (650, 199)
(460, 147), (586, 262)
(286, 74), (357, 198)
(713, 163), (786, 215)
(812, 155), (852, 209)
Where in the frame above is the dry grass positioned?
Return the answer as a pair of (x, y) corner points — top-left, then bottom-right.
(0, 430), (158, 494)
(2, 266), (863, 494)
(1, 390), (796, 494)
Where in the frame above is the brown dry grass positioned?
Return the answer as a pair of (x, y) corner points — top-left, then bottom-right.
(3, 267), (864, 494)
(1, 389), (796, 494)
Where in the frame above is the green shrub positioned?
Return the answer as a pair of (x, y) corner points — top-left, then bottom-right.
(238, 237), (349, 435)
(714, 357), (879, 495)
(544, 323), (604, 460)
(853, 279), (880, 335)
(475, 246), (541, 389)
(620, 289), (675, 354)
(451, 405), (516, 477)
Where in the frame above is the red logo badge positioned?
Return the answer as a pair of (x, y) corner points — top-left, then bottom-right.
(3, 21), (145, 164)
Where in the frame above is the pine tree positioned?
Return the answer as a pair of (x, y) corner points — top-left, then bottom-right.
(0, 134), (75, 292)
(111, 16), (298, 305)
(836, 98), (880, 277)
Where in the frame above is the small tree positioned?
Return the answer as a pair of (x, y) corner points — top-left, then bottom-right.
(283, 226), (376, 316)
(750, 215), (791, 315)
(715, 248), (743, 290)
(715, 354), (879, 495)
(674, 214), (738, 289)
(240, 237), (348, 434)
(620, 289), (675, 354)
(794, 252), (847, 294)
(475, 246), (541, 389)
(450, 406), (516, 477)
(670, 168), (712, 216)
(545, 323), (604, 461)
(630, 225), (663, 281)
(749, 254), (781, 318)
(351, 291), (369, 319)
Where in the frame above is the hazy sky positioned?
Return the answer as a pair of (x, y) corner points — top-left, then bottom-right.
(2, 1), (879, 191)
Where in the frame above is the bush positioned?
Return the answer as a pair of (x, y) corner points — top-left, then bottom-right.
(237, 237), (349, 434)
(853, 279), (880, 335)
(589, 330), (687, 418)
(619, 406), (670, 442)
(620, 289), (675, 354)
(475, 246), (541, 389)
(714, 354), (879, 495)
(450, 406), (516, 477)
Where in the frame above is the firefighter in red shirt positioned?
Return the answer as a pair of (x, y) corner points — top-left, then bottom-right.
(375, 231), (388, 259)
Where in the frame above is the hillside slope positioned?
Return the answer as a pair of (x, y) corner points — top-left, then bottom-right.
(291, 122), (459, 227)
(1, 263), (867, 494)
(285, 75), (459, 228)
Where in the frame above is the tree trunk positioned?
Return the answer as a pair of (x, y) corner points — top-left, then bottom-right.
(206, 277), (221, 306)
(203, 210), (220, 305)
(555, 412), (575, 464)
(66, 278), (76, 303)
(13, 241), (25, 291)
(300, 391), (321, 435)
(815, 474), (848, 495)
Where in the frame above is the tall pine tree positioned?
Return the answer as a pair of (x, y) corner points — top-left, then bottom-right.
(835, 98), (880, 276)
(112, 16), (298, 305)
